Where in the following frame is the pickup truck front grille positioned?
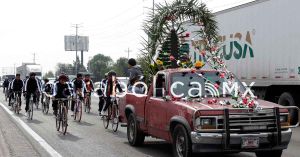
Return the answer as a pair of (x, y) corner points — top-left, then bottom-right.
(217, 109), (277, 133)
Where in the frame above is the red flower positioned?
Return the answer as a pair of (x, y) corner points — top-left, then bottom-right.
(248, 101), (255, 108)
(213, 98), (217, 103)
(208, 99), (213, 104)
(200, 50), (206, 56)
(214, 83), (219, 89)
(185, 32), (190, 37)
(220, 73), (225, 78)
(211, 46), (218, 52)
(242, 98), (248, 104)
(170, 55), (175, 61)
(191, 69), (196, 73)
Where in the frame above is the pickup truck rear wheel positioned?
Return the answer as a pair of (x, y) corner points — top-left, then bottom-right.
(255, 150), (282, 157)
(127, 113), (145, 146)
(172, 124), (192, 157)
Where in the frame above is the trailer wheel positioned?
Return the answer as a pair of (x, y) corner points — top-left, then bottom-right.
(278, 92), (298, 124)
(255, 150), (282, 157)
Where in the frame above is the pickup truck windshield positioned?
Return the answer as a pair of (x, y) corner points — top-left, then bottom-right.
(171, 71), (245, 98)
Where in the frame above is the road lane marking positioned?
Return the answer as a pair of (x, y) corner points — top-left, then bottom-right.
(0, 102), (62, 157)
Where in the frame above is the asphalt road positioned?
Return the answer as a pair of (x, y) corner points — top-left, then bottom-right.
(0, 92), (299, 157)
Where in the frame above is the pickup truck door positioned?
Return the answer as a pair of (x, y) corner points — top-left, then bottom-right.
(146, 73), (169, 139)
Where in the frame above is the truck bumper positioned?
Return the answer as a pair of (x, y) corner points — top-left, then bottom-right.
(190, 129), (292, 153)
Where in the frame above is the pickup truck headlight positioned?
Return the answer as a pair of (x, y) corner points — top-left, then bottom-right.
(195, 117), (217, 130)
(280, 115), (290, 127)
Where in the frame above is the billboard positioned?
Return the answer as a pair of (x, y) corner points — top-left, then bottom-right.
(64, 36), (89, 51)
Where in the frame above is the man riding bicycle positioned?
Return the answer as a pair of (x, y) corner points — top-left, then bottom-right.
(71, 73), (86, 113)
(101, 71), (123, 115)
(84, 74), (94, 109)
(8, 74), (24, 107)
(41, 78), (53, 103)
(52, 74), (72, 116)
(3, 78), (9, 93)
(24, 72), (41, 113)
(97, 73), (108, 115)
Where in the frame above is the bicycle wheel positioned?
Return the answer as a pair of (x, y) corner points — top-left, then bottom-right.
(42, 101), (45, 113)
(5, 91), (8, 101)
(45, 99), (49, 114)
(74, 101), (82, 122)
(61, 106), (68, 135)
(111, 104), (119, 132)
(56, 104), (61, 131)
(86, 97), (91, 113)
(16, 96), (21, 114)
(28, 100), (33, 120)
(102, 105), (111, 129)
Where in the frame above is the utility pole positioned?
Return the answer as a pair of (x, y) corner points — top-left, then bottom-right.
(153, 0), (155, 16)
(125, 48), (132, 59)
(72, 24), (82, 74)
(33, 53), (36, 64)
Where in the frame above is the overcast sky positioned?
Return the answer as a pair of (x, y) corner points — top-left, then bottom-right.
(0, 0), (253, 74)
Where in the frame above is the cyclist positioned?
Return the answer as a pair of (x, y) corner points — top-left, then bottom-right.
(97, 73), (108, 115)
(84, 74), (94, 109)
(36, 77), (43, 106)
(101, 71), (123, 115)
(41, 78), (53, 104)
(24, 72), (41, 113)
(8, 74), (24, 107)
(52, 74), (72, 116)
(3, 77), (9, 93)
(71, 73), (86, 114)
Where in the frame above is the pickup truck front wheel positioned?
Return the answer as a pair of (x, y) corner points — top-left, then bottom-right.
(255, 150), (282, 157)
(127, 113), (145, 146)
(172, 124), (192, 157)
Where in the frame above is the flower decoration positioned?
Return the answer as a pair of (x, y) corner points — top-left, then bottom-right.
(170, 55), (175, 61)
(194, 61), (204, 69)
(185, 32), (190, 37)
(156, 59), (163, 65)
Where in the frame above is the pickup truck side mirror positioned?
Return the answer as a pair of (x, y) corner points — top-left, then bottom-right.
(163, 95), (172, 101)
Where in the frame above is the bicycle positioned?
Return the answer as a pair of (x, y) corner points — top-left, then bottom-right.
(102, 96), (120, 132)
(35, 92), (40, 109)
(74, 93), (83, 122)
(5, 88), (9, 102)
(27, 93), (35, 120)
(84, 92), (92, 113)
(13, 91), (22, 114)
(54, 97), (70, 135)
(42, 92), (50, 114)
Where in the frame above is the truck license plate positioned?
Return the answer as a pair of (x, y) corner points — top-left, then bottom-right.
(241, 137), (259, 149)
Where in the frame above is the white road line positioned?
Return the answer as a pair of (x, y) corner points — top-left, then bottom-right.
(0, 102), (62, 157)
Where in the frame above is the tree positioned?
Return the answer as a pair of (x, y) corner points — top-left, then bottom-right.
(43, 71), (54, 79)
(112, 57), (128, 77)
(88, 54), (113, 81)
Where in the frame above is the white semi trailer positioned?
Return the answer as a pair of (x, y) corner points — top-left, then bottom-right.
(16, 63), (42, 80)
(186, 0), (300, 122)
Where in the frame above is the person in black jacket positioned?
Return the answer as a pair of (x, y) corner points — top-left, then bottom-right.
(8, 74), (23, 107)
(3, 78), (10, 93)
(24, 72), (41, 112)
(52, 74), (72, 116)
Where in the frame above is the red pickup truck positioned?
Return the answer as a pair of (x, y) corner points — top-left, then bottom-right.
(119, 69), (299, 157)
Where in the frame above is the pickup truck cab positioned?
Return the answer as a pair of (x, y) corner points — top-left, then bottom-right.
(119, 69), (299, 157)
